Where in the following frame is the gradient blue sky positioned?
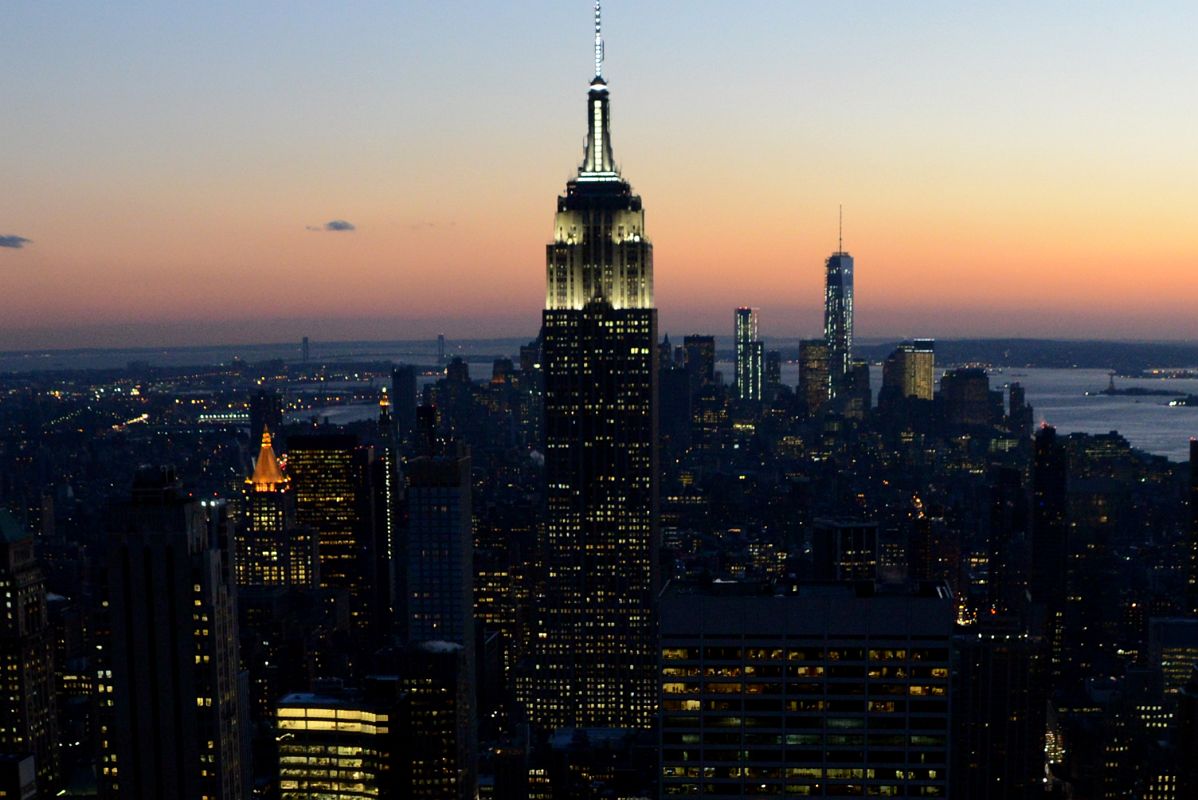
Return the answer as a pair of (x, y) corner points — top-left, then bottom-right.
(2, 1), (1196, 348)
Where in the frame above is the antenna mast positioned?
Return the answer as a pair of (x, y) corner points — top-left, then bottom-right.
(594, 1), (604, 78)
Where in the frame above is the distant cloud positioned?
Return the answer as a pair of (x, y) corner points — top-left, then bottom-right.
(0, 235), (31, 249)
(305, 220), (357, 232)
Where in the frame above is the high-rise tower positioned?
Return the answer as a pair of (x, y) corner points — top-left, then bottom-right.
(824, 212), (854, 398)
(236, 429), (317, 588)
(1189, 438), (1198, 617)
(734, 307), (763, 402)
(530, 1), (658, 730)
(102, 468), (245, 800)
(0, 511), (59, 793)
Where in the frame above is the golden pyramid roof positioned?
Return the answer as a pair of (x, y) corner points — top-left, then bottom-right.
(247, 428), (288, 492)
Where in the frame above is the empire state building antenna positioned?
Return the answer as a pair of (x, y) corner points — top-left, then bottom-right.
(594, 0), (604, 79)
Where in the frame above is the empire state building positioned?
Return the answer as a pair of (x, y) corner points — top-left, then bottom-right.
(526, 1), (658, 730)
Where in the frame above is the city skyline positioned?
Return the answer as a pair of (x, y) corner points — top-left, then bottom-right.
(2, 1), (1197, 349)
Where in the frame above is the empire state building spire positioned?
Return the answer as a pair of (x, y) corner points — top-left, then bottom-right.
(581, 0), (616, 177)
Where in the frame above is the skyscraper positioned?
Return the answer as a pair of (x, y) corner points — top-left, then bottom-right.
(236, 429), (317, 588)
(531, 2), (658, 730)
(1031, 424), (1068, 669)
(287, 434), (377, 633)
(249, 389), (283, 448)
(734, 307), (763, 402)
(403, 447), (473, 648)
(1189, 438), (1198, 617)
(0, 511), (59, 793)
(660, 581), (954, 798)
(824, 223), (854, 398)
(103, 468), (245, 800)
(683, 334), (716, 393)
(797, 338), (830, 418)
(276, 678), (411, 799)
(941, 367), (993, 427)
(881, 339), (935, 405)
(391, 365), (419, 447)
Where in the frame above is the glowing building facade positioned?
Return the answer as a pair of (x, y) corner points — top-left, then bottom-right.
(824, 250), (854, 398)
(276, 681), (409, 799)
(528, 2), (659, 730)
(236, 429), (317, 588)
(287, 434), (375, 631)
(734, 307), (763, 403)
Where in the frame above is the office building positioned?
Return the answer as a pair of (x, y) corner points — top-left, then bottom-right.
(1031, 424), (1068, 662)
(659, 581), (954, 798)
(880, 340), (935, 408)
(0, 754), (36, 800)
(287, 434), (377, 633)
(940, 368), (993, 427)
(765, 350), (782, 399)
(0, 511), (59, 792)
(403, 448), (473, 648)
(391, 365), (419, 446)
(1148, 618), (1198, 695)
(797, 339), (830, 419)
(276, 679), (410, 799)
(530, 3), (658, 731)
(683, 335), (716, 393)
(734, 307), (763, 403)
(236, 429), (317, 588)
(952, 621), (1047, 799)
(103, 467), (245, 800)
(812, 518), (878, 582)
(987, 466), (1029, 616)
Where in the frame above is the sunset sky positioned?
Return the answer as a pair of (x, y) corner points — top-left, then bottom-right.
(2, 1), (1196, 349)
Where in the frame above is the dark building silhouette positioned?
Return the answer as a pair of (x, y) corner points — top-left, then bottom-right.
(988, 465), (1029, 616)
(1008, 381), (1034, 438)
(941, 368), (994, 427)
(1031, 424), (1069, 669)
(798, 338), (830, 419)
(391, 365), (419, 446)
(953, 621), (1048, 799)
(824, 246), (854, 399)
(102, 468), (245, 800)
(764, 349), (782, 399)
(1178, 665), (1198, 797)
(0, 511), (59, 793)
(812, 518), (878, 582)
(659, 362), (692, 466)
(1188, 437), (1198, 618)
(529, 9), (658, 731)
(683, 334), (716, 394)
(249, 389), (283, 448)
(403, 448), (473, 650)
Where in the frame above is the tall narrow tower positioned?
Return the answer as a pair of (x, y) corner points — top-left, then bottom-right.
(824, 211), (854, 398)
(530, 1), (658, 730)
(734, 307), (763, 402)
